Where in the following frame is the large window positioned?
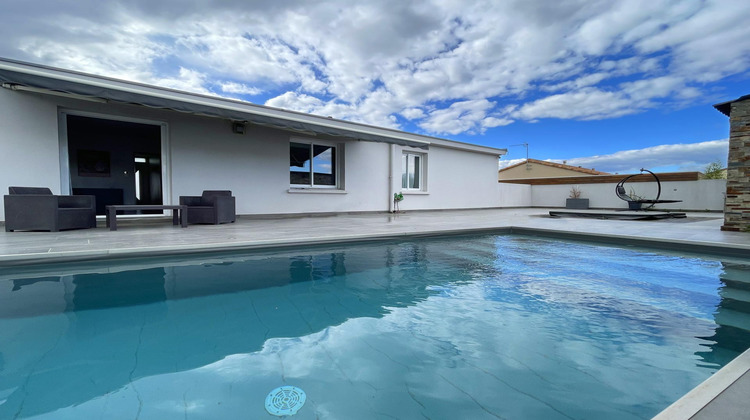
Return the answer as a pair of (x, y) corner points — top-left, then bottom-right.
(402, 152), (423, 190)
(290, 141), (337, 188)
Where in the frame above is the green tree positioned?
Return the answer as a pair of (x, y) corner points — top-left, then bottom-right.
(703, 160), (726, 179)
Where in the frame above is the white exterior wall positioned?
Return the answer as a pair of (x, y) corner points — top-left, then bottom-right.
(0, 88), (507, 220)
(169, 113), (392, 215)
(395, 145), (506, 211)
(529, 180), (726, 211)
(0, 88), (62, 193)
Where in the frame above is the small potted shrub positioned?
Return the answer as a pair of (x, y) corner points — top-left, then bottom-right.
(627, 188), (643, 210)
(565, 186), (589, 209)
(393, 192), (404, 212)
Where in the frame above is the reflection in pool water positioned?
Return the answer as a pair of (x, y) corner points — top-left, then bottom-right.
(0, 235), (749, 419)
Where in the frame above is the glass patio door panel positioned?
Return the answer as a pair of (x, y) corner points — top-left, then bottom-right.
(66, 114), (162, 214)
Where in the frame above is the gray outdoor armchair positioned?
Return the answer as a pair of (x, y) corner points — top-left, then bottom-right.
(179, 190), (236, 225)
(4, 186), (96, 232)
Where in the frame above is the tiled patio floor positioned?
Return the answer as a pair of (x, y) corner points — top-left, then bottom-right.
(1, 208), (748, 266)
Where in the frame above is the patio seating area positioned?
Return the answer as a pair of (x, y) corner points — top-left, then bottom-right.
(4, 188), (238, 232)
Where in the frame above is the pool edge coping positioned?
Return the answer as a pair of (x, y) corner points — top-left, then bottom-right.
(652, 347), (750, 420)
(1, 225), (748, 266)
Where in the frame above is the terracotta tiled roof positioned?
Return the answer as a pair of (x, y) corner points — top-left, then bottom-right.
(498, 158), (610, 175)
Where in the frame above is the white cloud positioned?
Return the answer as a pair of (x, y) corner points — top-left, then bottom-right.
(510, 75), (690, 121)
(499, 139), (729, 174)
(400, 108), (426, 120)
(219, 81), (263, 96)
(419, 99), (500, 135)
(265, 91), (326, 114)
(0, 0), (748, 137)
(541, 73), (610, 93)
(13, 12), (162, 84)
(153, 67), (212, 94)
(557, 139), (729, 173)
(481, 117), (514, 129)
(511, 88), (637, 121)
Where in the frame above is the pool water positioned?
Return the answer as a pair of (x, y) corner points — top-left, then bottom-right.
(1, 235), (749, 419)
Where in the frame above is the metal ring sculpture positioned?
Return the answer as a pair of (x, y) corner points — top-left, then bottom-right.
(615, 168), (661, 210)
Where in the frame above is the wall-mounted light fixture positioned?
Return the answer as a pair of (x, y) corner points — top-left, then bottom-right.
(232, 121), (246, 134)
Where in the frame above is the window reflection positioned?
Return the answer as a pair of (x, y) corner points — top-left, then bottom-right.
(312, 145), (335, 186)
(289, 142), (311, 185)
(290, 142), (336, 187)
(402, 153), (422, 189)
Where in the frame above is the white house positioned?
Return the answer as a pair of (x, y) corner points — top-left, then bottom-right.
(0, 58), (508, 221)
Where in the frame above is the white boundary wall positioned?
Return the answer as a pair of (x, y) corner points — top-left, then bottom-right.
(523, 179), (726, 211)
(497, 183), (532, 207)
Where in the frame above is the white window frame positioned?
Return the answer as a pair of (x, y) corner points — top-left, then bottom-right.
(289, 138), (342, 189)
(401, 151), (426, 191)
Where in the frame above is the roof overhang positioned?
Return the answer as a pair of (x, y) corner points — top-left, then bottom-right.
(0, 58), (506, 156)
(714, 94), (750, 117)
(0, 59), (437, 149)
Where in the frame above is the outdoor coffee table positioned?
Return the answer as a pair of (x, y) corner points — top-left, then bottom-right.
(105, 205), (188, 231)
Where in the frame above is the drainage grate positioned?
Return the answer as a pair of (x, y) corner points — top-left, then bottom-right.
(265, 385), (306, 416)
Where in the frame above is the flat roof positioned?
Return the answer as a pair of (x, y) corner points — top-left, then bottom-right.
(0, 57), (507, 156)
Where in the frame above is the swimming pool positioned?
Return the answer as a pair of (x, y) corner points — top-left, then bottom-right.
(1, 234), (748, 419)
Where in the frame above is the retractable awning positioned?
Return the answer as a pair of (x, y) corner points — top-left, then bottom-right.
(0, 59), (430, 149)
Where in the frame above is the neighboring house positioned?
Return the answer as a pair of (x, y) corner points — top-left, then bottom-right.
(498, 158), (609, 180)
(0, 58), (507, 221)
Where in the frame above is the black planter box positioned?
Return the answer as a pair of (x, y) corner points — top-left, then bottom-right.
(565, 198), (589, 209)
(628, 201), (643, 210)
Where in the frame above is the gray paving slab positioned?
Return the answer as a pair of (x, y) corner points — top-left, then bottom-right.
(0, 208), (747, 266)
(692, 370), (750, 420)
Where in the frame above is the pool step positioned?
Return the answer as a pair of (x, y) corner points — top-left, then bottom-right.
(720, 288), (750, 306)
(720, 264), (750, 289)
(714, 306), (750, 332)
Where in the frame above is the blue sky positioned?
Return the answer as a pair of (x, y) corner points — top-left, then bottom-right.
(1, 0), (748, 174)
